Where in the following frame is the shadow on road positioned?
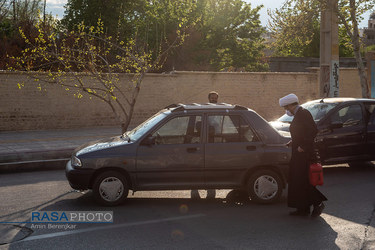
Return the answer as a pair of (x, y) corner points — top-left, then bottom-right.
(22, 189), (339, 249)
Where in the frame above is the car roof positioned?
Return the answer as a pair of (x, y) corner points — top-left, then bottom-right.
(305, 97), (375, 105)
(165, 103), (250, 112)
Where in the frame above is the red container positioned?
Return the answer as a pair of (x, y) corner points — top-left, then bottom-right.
(309, 163), (324, 186)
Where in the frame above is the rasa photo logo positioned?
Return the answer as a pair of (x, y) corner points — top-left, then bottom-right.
(31, 211), (113, 223)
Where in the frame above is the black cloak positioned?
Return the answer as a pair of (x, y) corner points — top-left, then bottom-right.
(288, 107), (327, 209)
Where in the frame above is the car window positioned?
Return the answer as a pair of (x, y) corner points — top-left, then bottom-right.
(277, 102), (337, 123)
(127, 111), (167, 141)
(208, 115), (256, 143)
(303, 102), (337, 122)
(330, 104), (363, 127)
(152, 115), (202, 144)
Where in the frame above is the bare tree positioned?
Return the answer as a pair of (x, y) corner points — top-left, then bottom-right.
(334, 0), (373, 97)
(10, 19), (187, 132)
(9, 0), (42, 24)
(0, 0), (10, 23)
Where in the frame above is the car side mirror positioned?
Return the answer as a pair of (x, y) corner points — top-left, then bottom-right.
(141, 135), (156, 146)
(330, 122), (343, 130)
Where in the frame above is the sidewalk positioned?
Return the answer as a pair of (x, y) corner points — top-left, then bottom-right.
(0, 127), (122, 173)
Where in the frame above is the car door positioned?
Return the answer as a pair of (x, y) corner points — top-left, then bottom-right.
(365, 103), (375, 159)
(317, 103), (366, 163)
(136, 114), (204, 189)
(204, 113), (264, 188)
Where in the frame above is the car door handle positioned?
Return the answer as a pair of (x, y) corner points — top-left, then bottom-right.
(246, 145), (256, 151)
(187, 147), (199, 153)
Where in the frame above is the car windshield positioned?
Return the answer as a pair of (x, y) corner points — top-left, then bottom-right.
(278, 101), (338, 123)
(124, 111), (168, 141)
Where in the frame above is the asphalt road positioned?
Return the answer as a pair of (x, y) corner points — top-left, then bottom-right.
(0, 165), (375, 250)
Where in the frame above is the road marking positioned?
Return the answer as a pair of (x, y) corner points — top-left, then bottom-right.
(19, 214), (205, 242)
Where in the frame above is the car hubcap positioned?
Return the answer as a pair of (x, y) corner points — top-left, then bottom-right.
(99, 177), (124, 202)
(253, 175), (278, 200)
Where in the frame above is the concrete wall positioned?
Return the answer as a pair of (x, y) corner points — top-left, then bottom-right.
(0, 69), (365, 131)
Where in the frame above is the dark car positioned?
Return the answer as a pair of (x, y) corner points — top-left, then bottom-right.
(269, 98), (375, 167)
(66, 103), (291, 206)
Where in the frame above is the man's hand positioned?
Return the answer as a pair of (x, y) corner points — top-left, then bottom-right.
(297, 146), (304, 152)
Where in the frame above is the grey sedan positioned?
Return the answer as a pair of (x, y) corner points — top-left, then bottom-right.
(66, 103), (291, 206)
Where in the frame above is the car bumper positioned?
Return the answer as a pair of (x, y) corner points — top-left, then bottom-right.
(65, 160), (95, 190)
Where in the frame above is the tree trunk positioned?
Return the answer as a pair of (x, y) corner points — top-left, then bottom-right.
(350, 0), (370, 98)
(120, 73), (144, 133)
(13, 0), (16, 23)
(353, 47), (369, 98)
(121, 122), (128, 134)
(120, 106), (135, 133)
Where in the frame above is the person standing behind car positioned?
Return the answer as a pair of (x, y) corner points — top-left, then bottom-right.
(208, 91), (219, 103)
(279, 93), (327, 217)
(191, 91), (219, 200)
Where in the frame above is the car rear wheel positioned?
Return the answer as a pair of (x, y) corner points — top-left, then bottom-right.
(93, 171), (128, 206)
(247, 169), (283, 204)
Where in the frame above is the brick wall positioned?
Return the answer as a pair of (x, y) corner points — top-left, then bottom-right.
(334, 68), (363, 97)
(0, 69), (365, 131)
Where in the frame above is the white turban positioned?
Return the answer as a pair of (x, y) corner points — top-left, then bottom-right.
(279, 93), (299, 107)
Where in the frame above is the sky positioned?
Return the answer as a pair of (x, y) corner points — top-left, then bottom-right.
(45, 0), (66, 18)
(46, 0), (373, 28)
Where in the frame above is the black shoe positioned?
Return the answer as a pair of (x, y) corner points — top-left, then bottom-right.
(289, 209), (310, 216)
(311, 203), (325, 217)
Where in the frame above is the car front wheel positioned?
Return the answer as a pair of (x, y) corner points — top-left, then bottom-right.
(93, 171), (129, 206)
(247, 169), (283, 204)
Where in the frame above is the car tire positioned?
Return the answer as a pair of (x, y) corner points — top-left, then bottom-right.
(93, 171), (129, 206)
(247, 169), (283, 204)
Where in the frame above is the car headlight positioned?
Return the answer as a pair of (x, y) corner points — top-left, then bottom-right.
(71, 156), (82, 167)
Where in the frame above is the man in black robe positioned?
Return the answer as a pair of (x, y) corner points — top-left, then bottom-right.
(279, 93), (327, 217)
